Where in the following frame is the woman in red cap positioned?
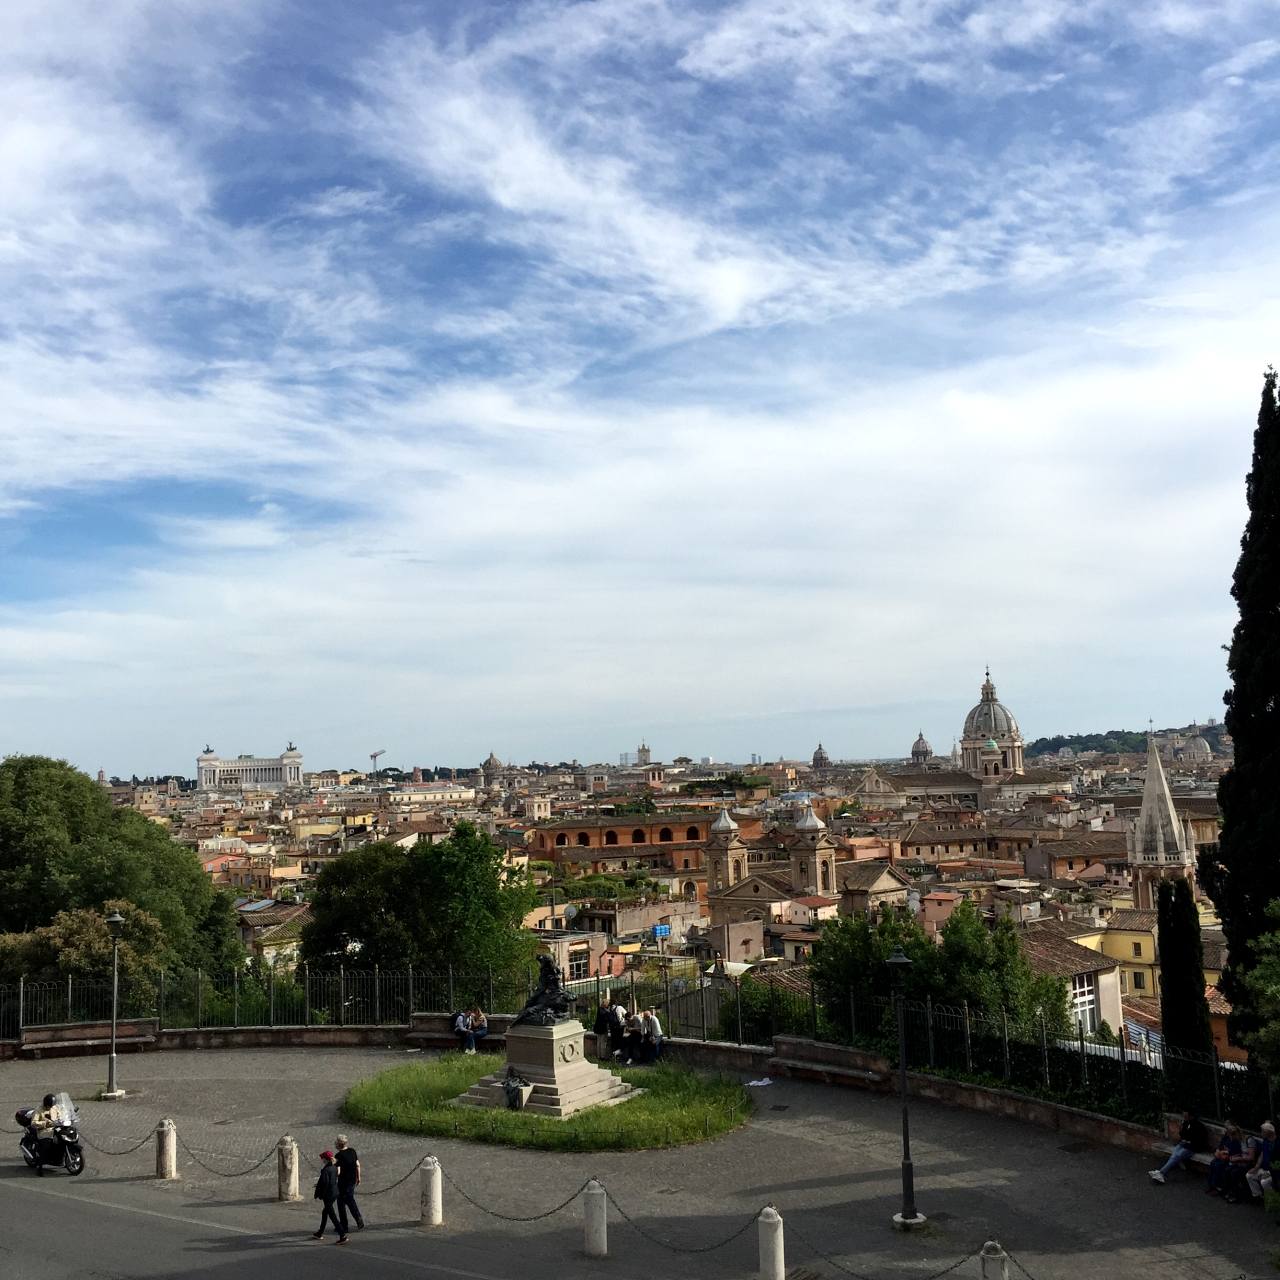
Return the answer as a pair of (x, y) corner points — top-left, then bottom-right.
(312, 1150), (346, 1243)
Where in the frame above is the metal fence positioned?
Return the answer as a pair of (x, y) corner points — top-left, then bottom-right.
(2, 963), (1272, 1131)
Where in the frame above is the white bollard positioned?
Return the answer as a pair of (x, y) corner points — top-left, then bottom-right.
(757, 1205), (784, 1280)
(277, 1135), (301, 1202)
(583, 1178), (608, 1258)
(980, 1239), (1011, 1280)
(420, 1156), (443, 1228)
(155, 1118), (178, 1181)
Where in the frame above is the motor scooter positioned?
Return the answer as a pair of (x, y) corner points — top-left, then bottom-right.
(16, 1091), (85, 1176)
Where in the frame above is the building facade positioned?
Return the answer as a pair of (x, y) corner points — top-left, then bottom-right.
(197, 744), (303, 791)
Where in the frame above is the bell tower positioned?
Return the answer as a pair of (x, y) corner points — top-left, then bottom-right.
(790, 803), (837, 896)
(707, 808), (745, 892)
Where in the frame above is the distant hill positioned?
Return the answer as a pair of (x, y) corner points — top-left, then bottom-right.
(1027, 730), (1149, 757)
(1027, 723), (1224, 758)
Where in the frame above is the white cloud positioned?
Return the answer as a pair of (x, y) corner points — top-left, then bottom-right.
(2, 0), (1279, 769)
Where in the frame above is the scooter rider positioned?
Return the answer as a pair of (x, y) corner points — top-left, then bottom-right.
(32, 1095), (62, 1132)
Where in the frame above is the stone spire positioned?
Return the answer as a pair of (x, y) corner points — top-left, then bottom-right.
(1130, 734), (1190, 864)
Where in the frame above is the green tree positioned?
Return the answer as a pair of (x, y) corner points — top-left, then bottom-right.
(0, 756), (242, 971)
(1157, 879), (1214, 1055)
(810, 904), (1068, 1036)
(1203, 369), (1280, 1040)
(1242, 903), (1280, 1066)
(0, 899), (169, 990)
(301, 822), (539, 971)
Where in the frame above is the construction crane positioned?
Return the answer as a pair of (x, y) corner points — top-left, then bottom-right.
(369, 749), (385, 780)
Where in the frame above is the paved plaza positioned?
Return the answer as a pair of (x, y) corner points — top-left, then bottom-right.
(0, 1047), (1273, 1279)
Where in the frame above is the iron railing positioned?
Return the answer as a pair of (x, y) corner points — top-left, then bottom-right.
(0, 963), (1268, 1130)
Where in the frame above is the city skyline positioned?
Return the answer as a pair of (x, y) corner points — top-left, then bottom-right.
(3, 2), (1275, 771)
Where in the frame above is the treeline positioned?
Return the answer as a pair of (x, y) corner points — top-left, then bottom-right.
(1027, 730), (1149, 757)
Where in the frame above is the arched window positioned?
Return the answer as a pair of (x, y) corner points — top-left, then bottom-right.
(821, 862), (831, 892)
(604, 830), (618, 846)
(659, 828), (673, 842)
(538, 834), (547, 849)
(733, 859), (743, 881)
(686, 826), (699, 841)
(683, 881), (696, 898)
(632, 829), (646, 844)
(555, 833), (568, 847)
(577, 831), (590, 846)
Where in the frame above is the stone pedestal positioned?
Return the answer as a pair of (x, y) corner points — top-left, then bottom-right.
(457, 1019), (639, 1118)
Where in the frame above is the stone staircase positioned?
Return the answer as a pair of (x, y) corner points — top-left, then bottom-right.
(457, 1058), (639, 1117)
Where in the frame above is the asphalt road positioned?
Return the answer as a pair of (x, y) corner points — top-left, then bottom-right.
(1, 1046), (1276, 1280)
(0, 1164), (605, 1280)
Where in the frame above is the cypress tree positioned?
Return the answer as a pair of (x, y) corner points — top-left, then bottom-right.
(1202, 368), (1280, 1040)
(1157, 878), (1213, 1055)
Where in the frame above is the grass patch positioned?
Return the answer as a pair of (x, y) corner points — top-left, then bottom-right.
(342, 1052), (752, 1151)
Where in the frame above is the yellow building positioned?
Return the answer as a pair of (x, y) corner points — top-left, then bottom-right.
(1099, 909), (1160, 999)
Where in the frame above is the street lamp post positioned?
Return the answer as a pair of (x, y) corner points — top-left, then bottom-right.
(886, 946), (926, 1230)
(104, 911), (125, 1100)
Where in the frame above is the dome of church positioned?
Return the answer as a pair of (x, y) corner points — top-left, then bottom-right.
(482, 751), (503, 771)
(1185, 734), (1212, 761)
(911, 731), (931, 762)
(795, 803), (825, 831)
(985, 738), (999, 751)
(963, 670), (1021, 740)
(710, 808), (739, 834)
(811, 743), (831, 769)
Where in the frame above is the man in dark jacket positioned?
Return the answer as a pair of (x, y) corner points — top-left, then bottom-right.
(334, 1134), (364, 1233)
(1150, 1111), (1209, 1183)
(312, 1151), (346, 1242)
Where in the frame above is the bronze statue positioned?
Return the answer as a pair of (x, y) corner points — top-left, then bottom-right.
(511, 954), (575, 1027)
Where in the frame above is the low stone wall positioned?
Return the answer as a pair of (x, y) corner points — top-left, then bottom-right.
(157, 1025), (407, 1051)
(662, 1037), (772, 1077)
(770, 1035), (1161, 1154)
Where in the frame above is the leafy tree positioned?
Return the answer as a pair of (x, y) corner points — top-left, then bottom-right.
(0, 756), (242, 971)
(301, 821), (538, 971)
(1157, 878), (1214, 1055)
(1202, 369), (1280, 1040)
(1242, 903), (1280, 1066)
(0, 899), (169, 988)
(810, 903), (1068, 1035)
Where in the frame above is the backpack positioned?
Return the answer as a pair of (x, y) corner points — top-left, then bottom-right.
(452, 1011), (469, 1032)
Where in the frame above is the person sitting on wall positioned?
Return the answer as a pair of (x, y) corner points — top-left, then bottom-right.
(1149, 1110), (1208, 1184)
(452, 1009), (475, 1054)
(621, 1009), (645, 1066)
(1244, 1122), (1276, 1204)
(1207, 1121), (1245, 1198)
(469, 1008), (488, 1050)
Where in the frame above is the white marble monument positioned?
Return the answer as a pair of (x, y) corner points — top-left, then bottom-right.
(457, 1017), (638, 1117)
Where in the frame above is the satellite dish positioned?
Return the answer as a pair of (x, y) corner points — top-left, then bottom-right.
(562, 904), (579, 922)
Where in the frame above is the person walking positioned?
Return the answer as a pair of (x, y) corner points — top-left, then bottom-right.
(334, 1135), (364, 1234)
(312, 1150), (346, 1243)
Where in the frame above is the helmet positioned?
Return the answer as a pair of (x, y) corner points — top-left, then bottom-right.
(42, 1095), (56, 1109)
(15, 1108), (34, 1127)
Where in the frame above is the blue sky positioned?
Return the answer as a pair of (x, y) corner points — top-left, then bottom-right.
(2, 0), (1278, 775)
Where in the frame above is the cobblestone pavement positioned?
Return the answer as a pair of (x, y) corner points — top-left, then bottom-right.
(0, 1047), (1275, 1280)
